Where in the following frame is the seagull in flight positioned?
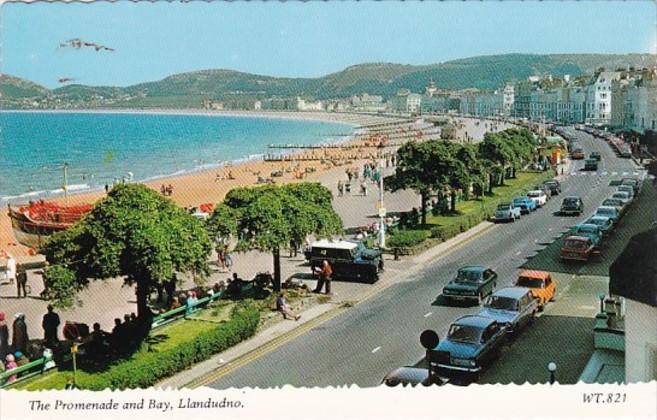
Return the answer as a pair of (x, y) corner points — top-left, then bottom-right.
(58, 77), (77, 84)
(59, 38), (115, 52)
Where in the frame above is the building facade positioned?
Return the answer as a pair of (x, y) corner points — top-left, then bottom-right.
(585, 71), (621, 126)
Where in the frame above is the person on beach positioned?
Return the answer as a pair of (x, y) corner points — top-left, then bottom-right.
(160, 184), (166, 195)
(313, 260), (333, 295)
(167, 184), (174, 196)
(42, 305), (61, 348)
(276, 293), (301, 321)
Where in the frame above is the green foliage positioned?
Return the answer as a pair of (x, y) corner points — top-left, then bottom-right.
(75, 301), (259, 390)
(42, 184), (213, 317)
(41, 265), (78, 309)
(387, 230), (428, 249)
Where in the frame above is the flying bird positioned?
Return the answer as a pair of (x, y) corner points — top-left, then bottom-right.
(59, 38), (114, 52)
(58, 77), (77, 84)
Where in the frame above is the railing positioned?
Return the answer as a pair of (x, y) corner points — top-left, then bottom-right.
(0, 289), (224, 388)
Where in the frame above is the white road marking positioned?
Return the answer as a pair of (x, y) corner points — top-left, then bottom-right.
(570, 172), (577, 176)
(548, 228), (553, 231)
(424, 312), (433, 318)
(633, 172), (639, 176)
(611, 172), (618, 176)
(602, 171), (608, 176)
(371, 346), (382, 353)
(622, 172), (629, 176)
(515, 251), (522, 256)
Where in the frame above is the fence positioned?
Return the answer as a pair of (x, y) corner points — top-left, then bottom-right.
(0, 289), (224, 388)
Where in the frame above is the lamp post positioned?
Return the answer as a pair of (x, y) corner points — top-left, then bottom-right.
(378, 159), (386, 249)
(547, 361), (557, 385)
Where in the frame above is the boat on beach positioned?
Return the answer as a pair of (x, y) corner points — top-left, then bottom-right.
(7, 201), (93, 248)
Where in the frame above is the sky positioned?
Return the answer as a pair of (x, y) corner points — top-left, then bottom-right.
(1, 1), (656, 88)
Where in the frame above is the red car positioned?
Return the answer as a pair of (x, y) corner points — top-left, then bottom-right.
(571, 149), (585, 160)
(560, 236), (595, 261)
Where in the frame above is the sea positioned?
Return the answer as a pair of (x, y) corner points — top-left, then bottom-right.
(0, 111), (353, 203)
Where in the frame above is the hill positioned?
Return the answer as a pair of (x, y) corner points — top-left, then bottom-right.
(1, 53), (655, 109)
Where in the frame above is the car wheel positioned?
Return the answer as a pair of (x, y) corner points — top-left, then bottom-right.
(550, 290), (556, 302)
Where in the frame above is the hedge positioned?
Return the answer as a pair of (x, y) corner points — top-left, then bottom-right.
(77, 301), (260, 390)
(387, 230), (428, 249)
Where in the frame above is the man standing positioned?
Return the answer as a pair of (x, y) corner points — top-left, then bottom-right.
(5, 256), (16, 285)
(313, 260), (333, 295)
(16, 265), (28, 298)
(0, 312), (9, 361)
(42, 305), (61, 348)
(12, 313), (29, 354)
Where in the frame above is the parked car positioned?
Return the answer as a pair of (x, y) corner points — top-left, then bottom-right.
(584, 158), (598, 171)
(610, 191), (632, 206)
(512, 196), (537, 214)
(620, 177), (641, 195)
(601, 198), (626, 216)
(571, 223), (603, 247)
(494, 202), (521, 222)
(543, 180), (561, 196)
(515, 270), (557, 309)
(590, 151), (601, 161)
(381, 367), (433, 387)
(585, 216), (614, 236)
(306, 239), (383, 283)
(527, 190), (548, 207)
(571, 148), (585, 159)
(534, 184), (553, 200)
(560, 196), (584, 216)
(442, 266), (498, 304)
(561, 235), (596, 262)
(477, 287), (539, 334)
(595, 205), (620, 224)
(616, 185), (635, 200)
(431, 315), (507, 377)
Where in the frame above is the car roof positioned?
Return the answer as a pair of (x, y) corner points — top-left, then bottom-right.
(612, 191), (629, 196)
(513, 196), (530, 201)
(453, 315), (495, 328)
(382, 367), (430, 385)
(565, 235), (591, 242)
(563, 196), (581, 200)
(519, 270), (550, 280)
(527, 190), (542, 194)
(588, 216), (610, 222)
(577, 223), (599, 230)
(311, 239), (358, 250)
(459, 265), (486, 272)
(492, 287), (531, 299)
(597, 206), (618, 212)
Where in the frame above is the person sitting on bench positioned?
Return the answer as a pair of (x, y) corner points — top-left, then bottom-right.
(276, 293), (300, 321)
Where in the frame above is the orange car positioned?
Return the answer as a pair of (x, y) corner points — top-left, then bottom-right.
(515, 270), (556, 309)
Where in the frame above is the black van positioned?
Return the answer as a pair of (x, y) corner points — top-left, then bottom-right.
(305, 240), (383, 283)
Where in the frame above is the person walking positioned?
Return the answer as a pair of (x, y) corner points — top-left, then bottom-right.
(0, 312), (9, 361)
(16, 265), (28, 298)
(313, 260), (333, 295)
(5, 255), (16, 285)
(12, 313), (29, 354)
(224, 248), (233, 271)
(42, 305), (61, 348)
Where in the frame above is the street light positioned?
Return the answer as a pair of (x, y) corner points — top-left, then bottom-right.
(547, 362), (557, 385)
(378, 159), (386, 249)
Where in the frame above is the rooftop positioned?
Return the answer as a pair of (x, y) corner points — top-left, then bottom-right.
(609, 227), (657, 308)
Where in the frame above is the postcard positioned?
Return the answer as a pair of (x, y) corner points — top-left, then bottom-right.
(0, 1), (656, 419)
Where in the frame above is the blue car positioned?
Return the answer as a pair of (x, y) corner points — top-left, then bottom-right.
(585, 216), (614, 236)
(430, 315), (507, 377)
(512, 197), (537, 214)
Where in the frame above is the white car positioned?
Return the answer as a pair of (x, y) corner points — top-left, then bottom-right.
(610, 191), (632, 206)
(526, 190), (547, 207)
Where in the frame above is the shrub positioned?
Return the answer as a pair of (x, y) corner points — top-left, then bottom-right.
(387, 230), (428, 249)
(79, 301), (259, 390)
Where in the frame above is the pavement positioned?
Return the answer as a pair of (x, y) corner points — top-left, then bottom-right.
(200, 127), (645, 389)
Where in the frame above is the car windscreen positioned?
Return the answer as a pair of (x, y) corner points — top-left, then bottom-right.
(496, 204), (510, 210)
(612, 193), (628, 200)
(602, 200), (621, 207)
(527, 192), (540, 197)
(562, 198), (579, 206)
(516, 277), (544, 288)
(564, 239), (589, 250)
(447, 324), (482, 344)
(596, 208), (615, 217)
(455, 269), (481, 283)
(486, 296), (519, 311)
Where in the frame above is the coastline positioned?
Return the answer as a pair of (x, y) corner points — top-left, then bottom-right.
(0, 111), (403, 257)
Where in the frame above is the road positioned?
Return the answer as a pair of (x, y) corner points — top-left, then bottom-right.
(207, 127), (642, 388)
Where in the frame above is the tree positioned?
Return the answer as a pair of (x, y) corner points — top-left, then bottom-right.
(478, 133), (514, 188)
(206, 183), (342, 291)
(456, 144), (487, 200)
(42, 184), (213, 321)
(385, 141), (454, 225)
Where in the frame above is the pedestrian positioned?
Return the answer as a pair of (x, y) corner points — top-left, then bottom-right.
(42, 305), (61, 348)
(337, 180), (343, 196)
(104, 184), (110, 194)
(313, 260), (333, 295)
(361, 180), (368, 196)
(160, 184), (166, 196)
(11, 313), (29, 355)
(14, 351), (29, 367)
(5, 255), (16, 284)
(110, 318), (124, 351)
(4, 354), (17, 383)
(0, 312), (9, 361)
(216, 246), (226, 271)
(186, 291), (198, 315)
(16, 265), (28, 298)
(276, 293), (301, 321)
(224, 247), (233, 271)
(167, 184), (174, 196)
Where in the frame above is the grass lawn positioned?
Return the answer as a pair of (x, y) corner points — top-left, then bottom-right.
(16, 318), (219, 391)
(425, 171), (553, 229)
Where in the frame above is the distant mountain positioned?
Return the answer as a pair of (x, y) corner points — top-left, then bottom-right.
(1, 53), (655, 109)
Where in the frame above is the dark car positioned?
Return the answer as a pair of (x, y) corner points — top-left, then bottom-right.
(590, 151), (601, 161)
(442, 266), (498, 304)
(431, 315), (507, 377)
(543, 179), (561, 196)
(560, 196), (584, 216)
(584, 158), (598, 171)
(306, 239), (383, 283)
